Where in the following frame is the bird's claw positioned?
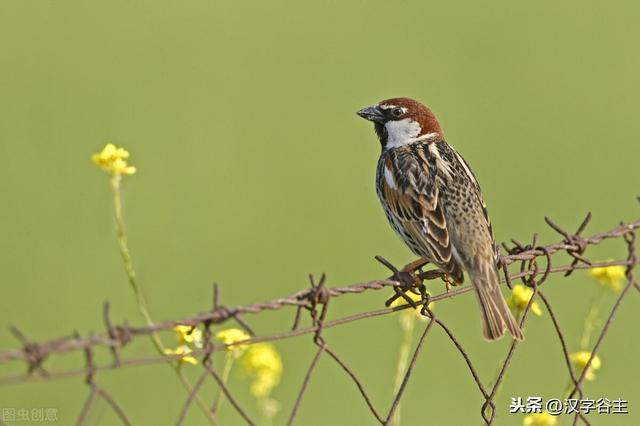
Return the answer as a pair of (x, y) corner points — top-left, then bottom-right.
(417, 269), (456, 293)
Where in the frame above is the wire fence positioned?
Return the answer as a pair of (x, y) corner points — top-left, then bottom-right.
(0, 213), (638, 425)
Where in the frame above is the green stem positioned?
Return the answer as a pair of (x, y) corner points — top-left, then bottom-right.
(111, 175), (159, 347)
(579, 286), (606, 349)
(391, 317), (415, 426)
(110, 174), (217, 425)
(211, 352), (235, 418)
(561, 286), (607, 398)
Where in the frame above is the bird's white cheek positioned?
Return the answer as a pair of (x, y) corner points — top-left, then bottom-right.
(384, 119), (422, 149)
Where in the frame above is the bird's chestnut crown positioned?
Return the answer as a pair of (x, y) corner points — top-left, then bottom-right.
(357, 97), (443, 150)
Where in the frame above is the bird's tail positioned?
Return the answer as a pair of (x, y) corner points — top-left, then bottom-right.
(469, 263), (524, 341)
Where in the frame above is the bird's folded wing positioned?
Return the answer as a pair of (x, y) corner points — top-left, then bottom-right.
(381, 150), (464, 282)
(446, 145), (497, 259)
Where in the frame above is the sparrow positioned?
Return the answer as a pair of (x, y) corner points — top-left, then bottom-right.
(357, 97), (523, 341)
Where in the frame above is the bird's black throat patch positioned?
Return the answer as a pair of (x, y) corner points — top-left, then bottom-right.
(374, 122), (388, 150)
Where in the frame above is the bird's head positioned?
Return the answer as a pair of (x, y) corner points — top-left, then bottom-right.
(357, 97), (443, 150)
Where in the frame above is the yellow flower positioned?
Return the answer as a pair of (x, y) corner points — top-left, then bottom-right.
(389, 291), (434, 312)
(589, 263), (625, 292)
(242, 343), (283, 398)
(174, 325), (203, 348)
(523, 411), (557, 426)
(507, 284), (542, 316)
(216, 328), (251, 356)
(390, 291), (433, 330)
(164, 345), (198, 365)
(570, 351), (601, 381)
(92, 143), (136, 176)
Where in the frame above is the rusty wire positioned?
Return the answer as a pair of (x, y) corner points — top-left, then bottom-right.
(0, 214), (638, 425)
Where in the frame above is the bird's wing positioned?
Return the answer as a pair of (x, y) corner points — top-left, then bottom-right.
(445, 144), (498, 258)
(380, 145), (464, 283)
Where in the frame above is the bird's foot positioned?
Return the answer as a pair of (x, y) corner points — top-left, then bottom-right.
(417, 269), (456, 293)
(402, 258), (430, 274)
(418, 285), (432, 317)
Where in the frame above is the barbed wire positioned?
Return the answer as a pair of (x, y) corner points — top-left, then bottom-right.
(1, 213), (638, 425)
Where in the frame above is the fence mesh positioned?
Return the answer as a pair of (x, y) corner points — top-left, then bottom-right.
(0, 213), (638, 425)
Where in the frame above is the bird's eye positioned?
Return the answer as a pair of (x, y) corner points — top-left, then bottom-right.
(392, 108), (404, 118)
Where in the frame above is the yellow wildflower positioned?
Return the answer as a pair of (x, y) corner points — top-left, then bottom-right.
(216, 328), (251, 356)
(390, 291), (433, 331)
(523, 411), (557, 426)
(174, 325), (203, 348)
(589, 264), (625, 292)
(570, 351), (601, 381)
(164, 345), (198, 365)
(507, 284), (542, 316)
(92, 143), (136, 176)
(242, 343), (283, 397)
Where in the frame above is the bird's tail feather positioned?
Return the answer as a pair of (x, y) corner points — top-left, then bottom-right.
(469, 266), (523, 341)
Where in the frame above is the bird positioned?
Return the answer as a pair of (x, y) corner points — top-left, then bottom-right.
(357, 97), (523, 341)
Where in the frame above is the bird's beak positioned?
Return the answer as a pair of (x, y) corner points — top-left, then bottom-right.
(357, 104), (385, 123)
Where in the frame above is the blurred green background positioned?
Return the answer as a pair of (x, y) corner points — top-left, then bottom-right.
(1, 1), (639, 425)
